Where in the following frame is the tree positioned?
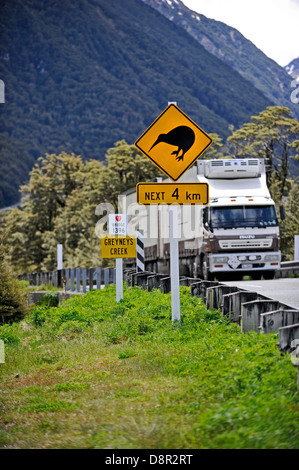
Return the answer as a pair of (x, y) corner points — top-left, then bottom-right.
(2, 206), (44, 274)
(279, 179), (299, 260)
(227, 106), (299, 197)
(201, 133), (225, 159)
(2, 152), (87, 274)
(21, 152), (85, 232)
(105, 140), (163, 206)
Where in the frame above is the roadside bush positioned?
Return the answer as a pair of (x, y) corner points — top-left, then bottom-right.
(41, 292), (59, 307)
(0, 236), (29, 324)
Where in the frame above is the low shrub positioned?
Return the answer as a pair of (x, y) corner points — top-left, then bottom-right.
(0, 239), (29, 324)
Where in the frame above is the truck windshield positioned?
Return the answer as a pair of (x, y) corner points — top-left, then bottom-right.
(210, 205), (278, 229)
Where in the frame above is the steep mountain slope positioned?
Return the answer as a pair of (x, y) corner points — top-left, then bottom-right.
(285, 58), (299, 79)
(141, 0), (298, 119)
(0, 0), (271, 207)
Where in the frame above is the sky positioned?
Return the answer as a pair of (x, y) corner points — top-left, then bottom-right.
(182, 0), (299, 67)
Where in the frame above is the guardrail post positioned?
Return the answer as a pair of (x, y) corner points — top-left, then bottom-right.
(76, 268), (81, 292)
(206, 285), (240, 310)
(123, 269), (136, 284)
(241, 300), (280, 333)
(190, 281), (219, 304)
(278, 323), (299, 353)
(104, 268), (109, 286)
(89, 268), (94, 291)
(222, 291), (260, 323)
(147, 274), (168, 292)
(135, 272), (153, 290)
(94, 268), (101, 290)
(260, 310), (299, 334)
(65, 268), (70, 291)
(82, 268), (87, 293)
(70, 268), (75, 291)
(160, 277), (171, 293)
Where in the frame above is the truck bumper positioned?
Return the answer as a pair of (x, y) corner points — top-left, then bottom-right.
(208, 251), (281, 273)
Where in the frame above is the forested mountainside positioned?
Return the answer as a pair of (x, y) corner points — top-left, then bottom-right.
(0, 0), (272, 208)
(141, 0), (298, 119)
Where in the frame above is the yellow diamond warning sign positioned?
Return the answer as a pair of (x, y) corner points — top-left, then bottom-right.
(135, 104), (212, 181)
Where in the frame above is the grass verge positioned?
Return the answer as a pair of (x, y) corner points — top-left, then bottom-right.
(0, 284), (298, 449)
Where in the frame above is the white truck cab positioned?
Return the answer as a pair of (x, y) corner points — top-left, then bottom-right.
(196, 159), (281, 280)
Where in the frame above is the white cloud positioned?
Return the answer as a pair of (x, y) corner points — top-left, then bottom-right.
(182, 0), (299, 66)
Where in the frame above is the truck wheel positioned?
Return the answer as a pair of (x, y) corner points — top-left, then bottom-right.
(202, 256), (213, 281)
(180, 264), (190, 277)
(262, 271), (275, 280)
(251, 272), (261, 280)
(191, 257), (203, 279)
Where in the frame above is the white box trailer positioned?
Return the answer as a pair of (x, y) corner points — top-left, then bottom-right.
(123, 158), (282, 280)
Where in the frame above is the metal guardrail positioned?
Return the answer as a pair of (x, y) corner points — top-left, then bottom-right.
(276, 261), (299, 278)
(281, 261), (299, 268)
(18, 267), (116, 292)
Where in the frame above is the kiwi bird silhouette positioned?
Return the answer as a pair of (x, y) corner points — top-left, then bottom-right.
(149, 125), (195, 162)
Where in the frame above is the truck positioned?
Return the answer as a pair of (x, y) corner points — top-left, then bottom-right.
(123, 158), (282, 281)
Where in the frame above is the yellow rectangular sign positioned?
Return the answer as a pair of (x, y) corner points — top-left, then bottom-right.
(136, 182), (209, 205)
(101, 236), (136, 258)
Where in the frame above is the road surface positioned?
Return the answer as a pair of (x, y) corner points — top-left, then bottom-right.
(222, 278), (299, 310)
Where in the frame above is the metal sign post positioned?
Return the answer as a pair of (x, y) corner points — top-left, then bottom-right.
(108, 214), (129, 303)
(116, 258), (123, 303)
(169, 205), (180, 322)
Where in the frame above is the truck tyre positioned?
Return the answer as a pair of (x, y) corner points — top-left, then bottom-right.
(201, 256), (213, 281)
(262, 271), (275, 280)
(251, 272), (262, 280)
(192, 256), (200, 279)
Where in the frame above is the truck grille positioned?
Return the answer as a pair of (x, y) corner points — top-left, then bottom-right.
(219, 239), (272, 249)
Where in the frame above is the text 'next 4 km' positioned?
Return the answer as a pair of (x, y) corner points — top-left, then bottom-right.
(137, 183), (209, 205)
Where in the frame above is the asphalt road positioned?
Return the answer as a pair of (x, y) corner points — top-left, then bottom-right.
(222, 278), (299, 310)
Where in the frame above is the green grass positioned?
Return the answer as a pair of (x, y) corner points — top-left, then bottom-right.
(18, 280), (60, 292)
(0, 284), (298, 449)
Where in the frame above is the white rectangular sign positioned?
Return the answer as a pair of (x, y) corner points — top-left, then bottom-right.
(57, 244), (63, 270)
(109, 214), (128, 235)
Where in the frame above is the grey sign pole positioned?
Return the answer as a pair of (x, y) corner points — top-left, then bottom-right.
(169, 205), (180, 322)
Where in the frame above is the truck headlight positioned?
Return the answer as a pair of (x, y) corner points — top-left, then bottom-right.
(264, 254), (280, 262)
(213, 256), (229, 263)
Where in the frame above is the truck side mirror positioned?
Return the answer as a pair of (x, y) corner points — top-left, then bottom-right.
(279, 205), (286, 221)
